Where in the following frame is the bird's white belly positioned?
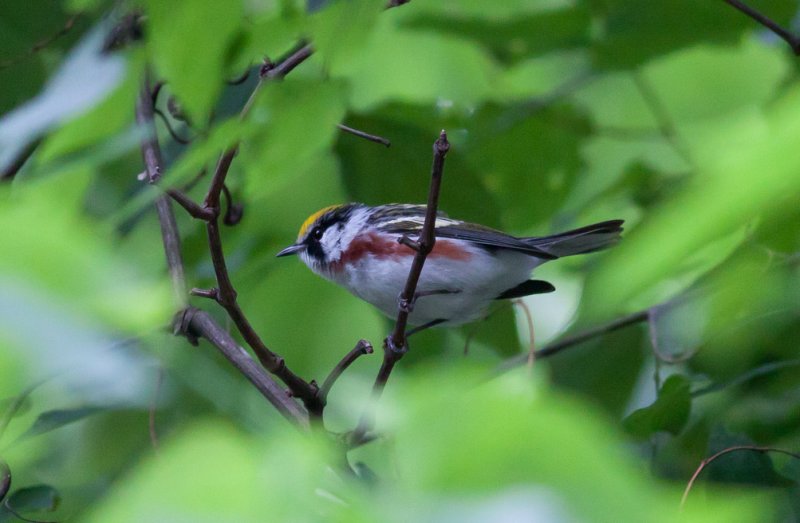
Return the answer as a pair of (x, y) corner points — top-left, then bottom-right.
(330, 246), (540, 326)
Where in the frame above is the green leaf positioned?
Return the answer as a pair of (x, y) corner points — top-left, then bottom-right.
(144, 0), (244, 122)
(584, 85), (800, 316)
(592, 0), (797, 69)
(0, 22), (126, 172)
(23, 406), (107, 438)
(334, 17), (497, 111)
(624, 375), (691, 439)
(241, 79), (346, 201)
(0, 172), (172, 330)
(6, 485), (60, 513)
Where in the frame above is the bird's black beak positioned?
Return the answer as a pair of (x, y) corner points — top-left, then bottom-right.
(276, 244), (305, 257)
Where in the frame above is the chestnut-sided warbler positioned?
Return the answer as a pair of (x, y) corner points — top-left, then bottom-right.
(277, 203), (623, 331)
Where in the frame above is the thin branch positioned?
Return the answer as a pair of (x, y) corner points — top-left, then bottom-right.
(320, 340), (374, 403)
(166, 188), (215, 220)
(681, 445), (800, 509)
(723, 0), (800, 55)
(0, 13), (81, 70)
(137, 76), (188, 305)
(174, 308), (309, 428)
(497, 309), (649, 372)
(337, 124), (391, 147)
(154, 108), (192, 145)
(165, 45), (324, 416)
(263, 44), (314, 80)
(350, 131), (450, 445)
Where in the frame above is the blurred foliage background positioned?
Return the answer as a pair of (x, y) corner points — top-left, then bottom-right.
(1, 0), (800, 521)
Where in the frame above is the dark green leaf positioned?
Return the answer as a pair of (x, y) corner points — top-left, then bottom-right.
(6, 484), (60, 513)
(144, 0), (244, 121)
(624, 375), (691, 439)
(23, 406), (107, 438)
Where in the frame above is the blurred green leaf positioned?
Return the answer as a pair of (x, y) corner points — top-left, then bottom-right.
(592, 0), (797, 69)
(0, 22), (126, 172)
(334, 17), (496, 111)
(584, 85), (800, 316)
(0, 172), (171, 329)
(6, 485), (60, 513)
(144, 0), (244, 122)
(241, 78), (346, 201)
(624, 375), (691, 439)
(23, 406), (107, 439)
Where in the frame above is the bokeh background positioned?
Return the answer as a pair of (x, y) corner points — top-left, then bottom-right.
(1, 0), (800, 521)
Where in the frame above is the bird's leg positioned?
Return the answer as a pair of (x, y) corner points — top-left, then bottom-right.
(398, 288), (460, 313)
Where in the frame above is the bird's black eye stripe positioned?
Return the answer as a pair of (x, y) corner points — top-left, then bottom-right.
(312, 226), (324, 240)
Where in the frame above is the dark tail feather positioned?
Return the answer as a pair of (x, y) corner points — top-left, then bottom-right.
(523, 219), (624, 258)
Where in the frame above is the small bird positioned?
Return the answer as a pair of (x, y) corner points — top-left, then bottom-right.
(277, 203), (623, 332)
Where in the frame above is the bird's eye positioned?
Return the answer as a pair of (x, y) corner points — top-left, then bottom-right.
(312, 227), (324, 241)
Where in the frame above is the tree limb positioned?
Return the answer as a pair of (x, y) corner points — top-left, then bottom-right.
(723, 0), (800, 55)
(174, 308), (309, 428)
(350, 130), (450, 445)
(137, 73), (308, 425)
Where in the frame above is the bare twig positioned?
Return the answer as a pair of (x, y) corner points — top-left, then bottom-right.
(136, 77), (188, 305)
(497, 309), (650, 372)
(157, 45), (326, 416)
(723, 0), (800, 54)
(262, 44), (314, 80)
(0, 13), (81, 70)
(174, 308), (309, 428)
(138, 73), (310, 426)
(166, 188), (215, 220)
(681, 445), (800, 509)
(337, 124), (391, 147)
(320, 340), (374, 403)
(350, 131), (450, 445)
(154, 108), (192, 145)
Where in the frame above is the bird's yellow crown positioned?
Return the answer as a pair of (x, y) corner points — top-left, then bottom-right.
(297, 205), (341, 240)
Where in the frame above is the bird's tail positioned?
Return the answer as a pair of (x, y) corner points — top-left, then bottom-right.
(523, 220), (624, 258)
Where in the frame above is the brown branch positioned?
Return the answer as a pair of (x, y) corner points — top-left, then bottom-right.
(681, 445), (800, 509)
(320, 340), (374, 403)
(337, 124), (391, 147)
(165, 188), (215, 220)
(137, 74), (310, 426)
(174, 308), (310, 428)
(0, 13), (81, 70)
(158, 46), (324, 416)
(497, 309), (649, 372)
(350, 131), (450, 445)
(724, 0), (800, 55)
(262, 44), (314, 80)
(137, 76), (188, 305)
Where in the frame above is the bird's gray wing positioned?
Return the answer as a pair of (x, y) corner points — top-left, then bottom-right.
(376, 215), (557, 260)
